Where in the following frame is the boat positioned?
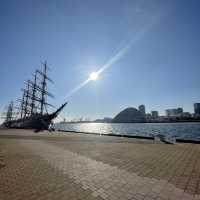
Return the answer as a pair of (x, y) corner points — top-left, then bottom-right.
(1, 61), (67, 131)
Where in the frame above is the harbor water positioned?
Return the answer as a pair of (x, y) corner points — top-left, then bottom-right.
(54, 122), (200, 140)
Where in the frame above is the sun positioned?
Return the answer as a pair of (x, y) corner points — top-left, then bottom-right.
(89, 72), (98, 81)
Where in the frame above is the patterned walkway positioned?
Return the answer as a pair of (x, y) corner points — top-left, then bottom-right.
(22, 140), (200, 200)
(0, 129), (200, 200)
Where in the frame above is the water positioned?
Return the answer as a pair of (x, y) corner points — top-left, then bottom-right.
(54, 122), (200, 140)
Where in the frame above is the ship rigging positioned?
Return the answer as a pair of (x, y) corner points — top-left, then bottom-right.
(1, 61), (67, 131)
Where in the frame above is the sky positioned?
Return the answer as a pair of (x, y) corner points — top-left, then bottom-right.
(0, 0), (200, 121)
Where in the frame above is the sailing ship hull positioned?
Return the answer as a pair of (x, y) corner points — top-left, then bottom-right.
(3, 102), (67, 131)
(5, 115), (52, 130)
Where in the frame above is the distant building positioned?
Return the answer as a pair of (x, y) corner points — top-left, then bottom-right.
(138, 105), (146, 116)
(177, 107), (183, 114)
(146, 113), (152, 120)
(151, 111), (159, 118)
(194, 103), (200, 115)
(112, 107), (146, 123)
(166, 107), (183, 117)
(94, 117), (112, 123)
(181, 112), (191, 118)
(166, 110), (171, 116)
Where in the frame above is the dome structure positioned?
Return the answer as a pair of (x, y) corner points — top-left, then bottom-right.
(112, 107), (146, 123)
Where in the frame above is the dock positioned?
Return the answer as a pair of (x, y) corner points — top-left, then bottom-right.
(0, 129), (200, 200)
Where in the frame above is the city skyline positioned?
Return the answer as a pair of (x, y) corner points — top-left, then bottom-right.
(1, 0), (200, 122)
(43, 103), (200, 122)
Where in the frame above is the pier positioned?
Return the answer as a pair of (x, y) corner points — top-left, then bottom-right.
(0, 129), (200, 200)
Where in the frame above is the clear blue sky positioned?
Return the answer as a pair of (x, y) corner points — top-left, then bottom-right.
(0, 0), (200, 121)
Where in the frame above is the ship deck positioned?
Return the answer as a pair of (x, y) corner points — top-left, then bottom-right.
(0, 128), (200, 200)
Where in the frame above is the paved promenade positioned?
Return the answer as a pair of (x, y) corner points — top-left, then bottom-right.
(0, 129), (200, 200)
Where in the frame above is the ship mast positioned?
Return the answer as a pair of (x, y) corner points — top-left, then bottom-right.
(36, 61), (54, 115)
(24, 81), (30, 118)
(6, 101), (14, 122)
(4, 61), (54, 124)
(0, 101), (15, 125)
(30, 72), (37, 115)
(20, 91), (25, 118)
(41, 61), (47, 114)
(18, 61), (54, 118)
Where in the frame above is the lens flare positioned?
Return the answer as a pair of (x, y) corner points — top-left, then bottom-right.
(89, 72), (98, 80)
(64, 12), (163, 100)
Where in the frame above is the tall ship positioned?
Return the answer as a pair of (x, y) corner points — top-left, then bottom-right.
(1, 61), (67, 131)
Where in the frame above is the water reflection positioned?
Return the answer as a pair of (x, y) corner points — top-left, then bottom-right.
(55, 122), (200, 140)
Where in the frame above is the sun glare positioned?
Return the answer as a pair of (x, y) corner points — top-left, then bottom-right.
(89, 72), (98, 81)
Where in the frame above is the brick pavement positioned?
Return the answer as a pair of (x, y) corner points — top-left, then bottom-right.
(0, 129), (200, 200)
(50, 138), (200, 195)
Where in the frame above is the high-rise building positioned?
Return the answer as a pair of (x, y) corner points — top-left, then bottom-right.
(151, 111), (159, 118)
(194, 103), (200, 115)
(177, 107), (183, 114)
(166, 107), (183, 117)
(138, 105), (146, 116)
(166, 109), (172, 116)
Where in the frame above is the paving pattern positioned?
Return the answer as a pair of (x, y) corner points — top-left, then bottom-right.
(0, 129), (200, 200)
(0, 143), (5, 169)
(50, 139), (200, 195)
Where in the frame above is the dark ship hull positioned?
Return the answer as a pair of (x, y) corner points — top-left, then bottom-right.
(3, 102), (67, 131)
